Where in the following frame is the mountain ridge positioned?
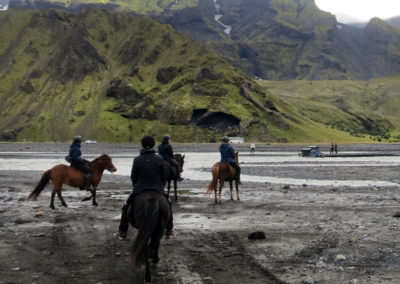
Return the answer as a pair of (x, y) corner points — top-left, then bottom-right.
(7, 0), (400, 80)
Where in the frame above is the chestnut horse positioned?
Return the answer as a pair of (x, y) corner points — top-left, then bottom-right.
(128, 191), (170, 282)
(164, 153), (185, 200)
(206, 151), (240, 204)
(28, 154), (117, 209)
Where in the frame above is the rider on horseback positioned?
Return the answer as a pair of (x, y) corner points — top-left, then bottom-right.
(158, 134), (184, 181)
(220, 136), (241, 184)
(114, 136), (175, 240)
(68, 135), (92, 191)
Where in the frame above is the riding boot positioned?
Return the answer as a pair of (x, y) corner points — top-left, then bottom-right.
(176, 166), (184, 181)
(85, 174), (93, 191)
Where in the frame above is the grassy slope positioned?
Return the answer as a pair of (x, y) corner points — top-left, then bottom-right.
(0, 9), (387, 143)
(260, 76), (400, 142)
(0, 8), (335, 143)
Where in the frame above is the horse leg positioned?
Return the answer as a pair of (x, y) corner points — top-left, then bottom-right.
(92, 187), (98, 206)
(149, 236), (161, 264)
(145, 258), (151, 282)
(81, 194), (93, 202)
(167, 180), (171, 196)
(56, 191), (67, 207)
(236, 180), (240, 201)
(218, 180), (224, 204)
(50, 191), (56, 209)
(174, 180), (178, 200)
(214, 180), (218, 204)
(229, 181), (233, 200)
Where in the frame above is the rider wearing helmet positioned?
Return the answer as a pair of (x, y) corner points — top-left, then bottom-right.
(158, 134), (183, 181)
(114, 135), (175, 240)
(68, 135), (92, 191)
(219, 136), (241, 184)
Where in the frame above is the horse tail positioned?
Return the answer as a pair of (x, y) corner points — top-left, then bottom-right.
(132, 198), (159, 266)
(206, 164), (219, 195)
(28, 170), (51, 201)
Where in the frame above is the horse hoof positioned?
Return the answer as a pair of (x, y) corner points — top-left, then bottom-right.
(50, 205), (55, 210)
(62, 203), (67, 207)
(93, 202), (98, 206)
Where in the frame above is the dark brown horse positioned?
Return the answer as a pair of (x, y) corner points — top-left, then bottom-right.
(28, 154), (117, 209)
(164, 153), (185, 200)
(206, 151), (240, 204)
(128, 191), (170, 282)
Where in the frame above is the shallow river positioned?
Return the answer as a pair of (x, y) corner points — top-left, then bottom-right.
(1, 150), (399, 188)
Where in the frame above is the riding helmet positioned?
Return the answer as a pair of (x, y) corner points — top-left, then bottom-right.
(222, 136), (229, 142)
(141, 136), (155, 149)
(163, 134), (171, 141)
(73, 135), (82, 143)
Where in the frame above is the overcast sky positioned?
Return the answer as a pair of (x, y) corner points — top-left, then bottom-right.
(315, 0), (400, 23)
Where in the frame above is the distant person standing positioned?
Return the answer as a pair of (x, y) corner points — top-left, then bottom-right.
(250, 143), (255, 154)
(330, 142), (334, 155)
(334, 142), (338, 154)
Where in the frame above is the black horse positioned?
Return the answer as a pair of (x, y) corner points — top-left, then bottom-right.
(128, 191), (170, 282)
(164, 153), (185, 200)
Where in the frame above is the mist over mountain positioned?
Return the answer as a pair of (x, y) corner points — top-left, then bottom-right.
(8, 0), (400, 80)
(0, 0), (9, 10)
(386, 16), (400, 28)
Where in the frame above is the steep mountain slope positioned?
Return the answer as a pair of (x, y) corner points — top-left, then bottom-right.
(8, 0), (400, 80)
(2, 8), (356, 142)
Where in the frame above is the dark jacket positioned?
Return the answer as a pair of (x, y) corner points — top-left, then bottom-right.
(220, 142), (235, 163)
(69, 142), (87, 165)
(131, 149), (166, 195)
(158, 141), (174, 161)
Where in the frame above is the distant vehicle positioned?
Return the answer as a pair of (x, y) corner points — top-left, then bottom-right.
(299, 146), (323, 157)
(85, 140), (97, 144)
(228, 137), (244, 143)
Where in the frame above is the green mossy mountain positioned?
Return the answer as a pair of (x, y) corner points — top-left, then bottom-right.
(260, 75), (400, 142)
(2, 8), (349, 142)
(9, 0), (400, 80)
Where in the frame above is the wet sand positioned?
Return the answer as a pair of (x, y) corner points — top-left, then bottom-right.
(0, 143), (400, 283)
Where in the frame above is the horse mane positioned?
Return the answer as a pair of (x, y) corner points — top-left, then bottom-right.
(90, 153), (108, 163)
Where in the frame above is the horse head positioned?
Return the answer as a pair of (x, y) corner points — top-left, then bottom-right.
(91, 154), (117, 173)
(174, 153), (185, 172)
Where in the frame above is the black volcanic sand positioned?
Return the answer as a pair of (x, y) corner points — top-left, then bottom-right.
(0, 143), (400, 283)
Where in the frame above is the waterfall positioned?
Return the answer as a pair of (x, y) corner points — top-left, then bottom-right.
(213, 0), (231, 36)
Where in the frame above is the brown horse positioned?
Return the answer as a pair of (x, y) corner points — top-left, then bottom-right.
(164, 153), (185, 200)
(28, 154), (117, 209)
(128, 191), (170, 282)
(206, 151), (240, 204)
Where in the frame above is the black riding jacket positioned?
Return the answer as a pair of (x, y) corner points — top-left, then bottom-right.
(158, 141), (174, 161)
(131, 149), (166, 195)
